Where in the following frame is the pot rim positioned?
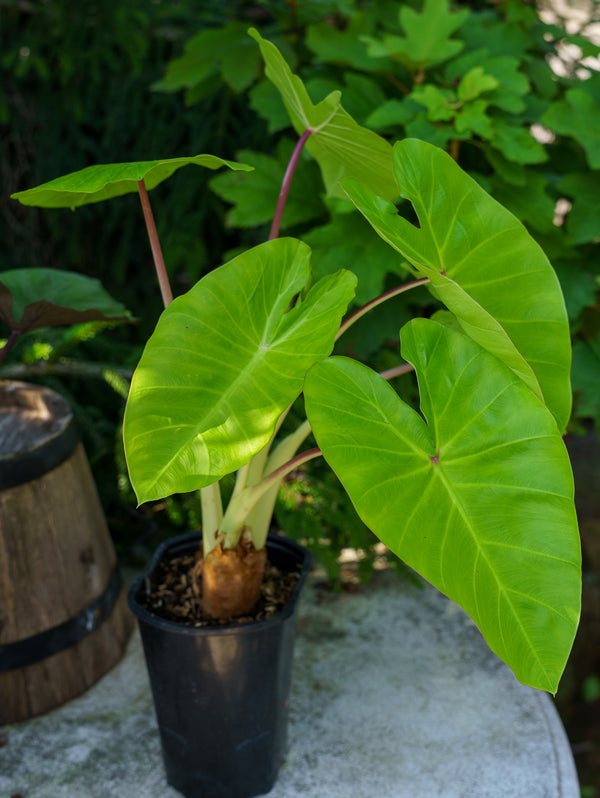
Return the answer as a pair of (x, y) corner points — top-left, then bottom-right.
(127, 531), (311, 637)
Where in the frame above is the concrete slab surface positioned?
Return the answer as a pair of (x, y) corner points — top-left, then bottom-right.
(0, 571), (580, 798)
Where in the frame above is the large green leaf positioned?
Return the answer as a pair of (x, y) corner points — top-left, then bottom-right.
(123, 238), (356, 504)
(249, 29), (397, 201)
(0, 268), (131, 332)
(304, 319), (580, 693)
(11, 155), (253, 208)
(341, 138), (571, 432)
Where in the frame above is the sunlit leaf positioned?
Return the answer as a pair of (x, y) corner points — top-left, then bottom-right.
(341, 138), (572, 431)
(123, 238), (356, 503)
(305, 318), (580, 693)
(11, 155), (253, 208)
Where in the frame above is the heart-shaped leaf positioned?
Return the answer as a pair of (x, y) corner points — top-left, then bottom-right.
(0, 268), (131, 332)
(123, 238), (356, 504)
(249, 28), (397, 201)
(304, 318), (580, 693)
(11, 155), (253, 208)
(341, 138), (572, 432)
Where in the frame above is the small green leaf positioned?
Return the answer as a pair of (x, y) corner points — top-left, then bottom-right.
(363, 0), (469, 71)
(411, 85), (456, 122)
(0, 268), (131, 332)
(249, 80), (293, 134)
(209, 140), (325, 230)
(447, 54), (529, 113)
(553, 262), (597, 322)
(457, 67), (499, 102)
(557, 172), (600, 245)
(491, 122), (548, 165)
(306, 14), (390, 72)
(454, 100), (493, 139)
(306, 72), (388, 126)
(11, 155), (253, 208)
(459, 8), (533, 59)
(249, 29), (397, 201)
(123, 238), (356, 503)
(405, 116), (458, 149)
(572, 333), (600, 429)
(151, 22), (295, 99)
(542, 89), (600, 169)
(304, 212), (409, 306)
(304, 318), (580, 693)
(367, 97), (424, 130)
(341, 139), (572, 431)
(489, 172), (555, 234)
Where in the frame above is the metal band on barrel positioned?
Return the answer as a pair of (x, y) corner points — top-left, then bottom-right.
(0, 567), (123, 673)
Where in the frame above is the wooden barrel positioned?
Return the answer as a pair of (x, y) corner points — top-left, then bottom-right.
(0, 380), (132, 723)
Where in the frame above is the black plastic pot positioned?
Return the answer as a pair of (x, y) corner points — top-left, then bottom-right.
(128, 531), (311, 798)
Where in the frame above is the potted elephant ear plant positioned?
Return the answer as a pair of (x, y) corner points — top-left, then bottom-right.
(12, 30), (581, 798)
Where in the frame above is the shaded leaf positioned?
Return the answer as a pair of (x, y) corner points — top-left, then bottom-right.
(572, 333), (600, 428)
(367, 97), (424, 130)
(304, 212), (409, 306)
(305, 318), (580, 693)
(405, 116), (459, 149)
(454, 100), (493, 139)
(363, 0), (469, 71)
(457, 67), (499, 102)
(151, 22), (265, 98)
(305, 72), (388, 126)
(553, 262), (597, 323)
(491, 122), (548, 165)
(557, 172), (600, 245)
(306, 14), (391, 72)
(209, 140), (325, 230)
(542, 89), (600, 170)
(0, 268), (131, 332)
(411, 85), (456, 122)
(489, 172), (555, 234)
(446, 54), (529, 113)
(249, 80), (293, 134)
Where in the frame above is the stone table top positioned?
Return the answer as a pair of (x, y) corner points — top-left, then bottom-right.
(0, 570), (580, 798)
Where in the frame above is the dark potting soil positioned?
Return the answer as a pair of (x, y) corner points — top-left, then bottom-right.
(136, 552), (300, 627)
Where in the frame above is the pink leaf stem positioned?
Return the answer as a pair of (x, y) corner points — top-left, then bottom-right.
(137, 180), (173, 308)
(268, 128), (313, 241)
